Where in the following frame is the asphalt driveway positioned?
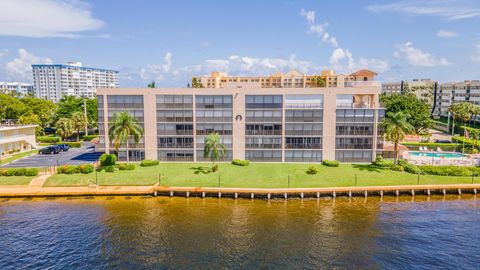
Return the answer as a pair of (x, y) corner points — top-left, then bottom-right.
(1, 144), (103, 168)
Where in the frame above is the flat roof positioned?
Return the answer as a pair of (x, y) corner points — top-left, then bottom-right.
(32, 64), (118, 73)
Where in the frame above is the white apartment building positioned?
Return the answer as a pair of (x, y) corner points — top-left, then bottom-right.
(0, 121), (37, 159)
(0, 82), (34, 96)
(32, 62), (119, 102)
(433, 80), (480, 117)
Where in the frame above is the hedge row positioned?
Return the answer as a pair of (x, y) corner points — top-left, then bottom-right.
(396, 160), (480, 176)
(117, 163), (135, 170)
(140, 159), (159, 167)
(56, 142), (82, 148)
(37, 136), (61, 143)
(400, 142), (462, 151)
(232, 159), (250, 166)
(0, 168), (38, 177)
(322, 160), (339, 167)
(82, 135), (98, 141)
(57, 164), (94, 174)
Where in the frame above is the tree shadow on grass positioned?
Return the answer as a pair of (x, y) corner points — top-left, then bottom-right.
(352, 164), (383, 173)
(190, 166), (212, 174)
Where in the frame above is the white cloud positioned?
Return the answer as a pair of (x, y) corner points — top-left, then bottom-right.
(5, 49), (52, 81)
(0, 49), (8, 58)
(394, 42), (450, 67)
(0, 0), (105, 38)
(437, 30), (458, 38)
(329, 48), (389, 73)
(300, 9), (338, 47)
(367, 0), (480, 21)
(472, 44), (480, 62)
(139, 52), (172, 81)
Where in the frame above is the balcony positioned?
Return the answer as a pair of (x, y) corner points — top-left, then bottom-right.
(345, 81), (381, 87)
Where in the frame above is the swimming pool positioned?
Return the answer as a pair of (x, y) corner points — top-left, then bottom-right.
(407, 151), (467, 158)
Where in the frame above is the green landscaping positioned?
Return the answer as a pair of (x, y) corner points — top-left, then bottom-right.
(0, 175), (37, 185)
(0, 150), (38, 165)
(43, 163), (476, 188)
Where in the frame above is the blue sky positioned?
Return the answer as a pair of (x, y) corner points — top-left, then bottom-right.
(0, 0), (480, 87)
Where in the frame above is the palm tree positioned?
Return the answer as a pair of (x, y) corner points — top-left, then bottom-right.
(147, 81), (156, 88)
(203, 132), (226, 166)
(71, 112), (87, 142)
(449, 102), (474, 135)
(312, 76), (326, 87)
(55, 118), (74, 141)
(108, 111), (144, 162)
(383, 111), (414, 164)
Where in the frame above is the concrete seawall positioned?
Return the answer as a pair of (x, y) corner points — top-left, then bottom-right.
(0, 184), (479, 199)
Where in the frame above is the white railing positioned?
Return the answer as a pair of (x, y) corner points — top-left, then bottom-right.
(345, 81), (381, 88)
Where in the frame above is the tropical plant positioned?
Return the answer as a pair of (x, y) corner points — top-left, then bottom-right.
(449, 102), (474, 135)
(312, 76), (326, 87)
(203, 132), (226, 167)
(147, 81), (156, 88)
(380, 93), (433, 133)
(383, 111), (414, 164)
(108, 111), (144, 162)
(191, 77), (204, 88)
(71, 112), (87, 141)
(55, 118), (74, 140)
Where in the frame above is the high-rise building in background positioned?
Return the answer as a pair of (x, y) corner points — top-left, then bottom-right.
(194, 69), (378, 89)
(32, 62), (119, 102)
(0, 82), (34, 96)
(433, 80), (480, 118)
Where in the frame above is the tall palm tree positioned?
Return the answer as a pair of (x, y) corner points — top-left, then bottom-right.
(108, 111), (144, 162)
(203, 132), (226, 166)
(383, 111), (414, 164)
(71, 111), (87, 142)
(55, 118), (74, 141)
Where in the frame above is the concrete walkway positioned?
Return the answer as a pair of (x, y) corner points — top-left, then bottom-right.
(28, 174), (50, 187)
(0, 183), (478, 198)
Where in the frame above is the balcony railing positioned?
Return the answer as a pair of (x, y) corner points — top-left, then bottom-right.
(344, 81), (381, 87)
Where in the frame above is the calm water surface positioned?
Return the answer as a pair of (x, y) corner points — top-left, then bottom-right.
(0, 195), (479, 269)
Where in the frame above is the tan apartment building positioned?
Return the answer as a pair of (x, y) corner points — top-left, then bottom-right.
(195, 69), (377, 89)
(97, 77), (384, 163)
(433, 80), (480, 118)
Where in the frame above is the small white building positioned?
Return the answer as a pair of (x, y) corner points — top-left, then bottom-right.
(0, 81), (34, 96)
(0, 123), (37, 158)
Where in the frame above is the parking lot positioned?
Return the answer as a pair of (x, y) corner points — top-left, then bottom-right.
(1, 144), (103, 168)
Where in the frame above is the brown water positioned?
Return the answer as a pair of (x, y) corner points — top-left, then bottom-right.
(0, 195), (479, 269)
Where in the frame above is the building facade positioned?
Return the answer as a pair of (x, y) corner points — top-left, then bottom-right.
(97, 82), (384, 163)
(0, 121), (37, 159)
(195, 69), (377, 89)
(433, 80), (480, 117)
(32, 62), (119, 102)
(0, 82), (34, 96)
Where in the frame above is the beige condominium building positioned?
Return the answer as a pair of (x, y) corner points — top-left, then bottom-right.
(0, 121), (37, 159)
(97, 70), (384, 163)
(433, 80), (480, 118)
(196, 69), (377, 89)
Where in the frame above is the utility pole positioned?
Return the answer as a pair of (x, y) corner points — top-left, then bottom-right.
(84, 99), (88, 136)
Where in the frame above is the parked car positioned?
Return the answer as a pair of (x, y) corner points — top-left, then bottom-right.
(434, 139), (452, 144)
(56, 144), (70, 152)
(43, 127), (56, 134)
(39, 146), (61, 155)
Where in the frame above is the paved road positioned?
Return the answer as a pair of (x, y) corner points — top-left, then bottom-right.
(1, 145), (103, 168)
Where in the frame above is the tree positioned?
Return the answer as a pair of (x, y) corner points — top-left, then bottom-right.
(71, 112), (87, 141)
(0, 94), (26, 120)
(203, 132), (226, 166)
(191, 77), (204, 88)
(54, 96), (97, 129)
(108, 111), (144, 162)
(20, 97), (55, 129)
(55, 118), (74, 141)
(383, 111), (414, 164)
(147, 81), (156, 88)
(449, 102), (474, 135)
(18, 112), (43, 135)
(312, 76), (326, 87)
(380, 93), (433, 133)
(469, 105), (480, 127)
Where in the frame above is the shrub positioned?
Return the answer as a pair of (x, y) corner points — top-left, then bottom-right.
(372, 156), (394, 168)
(418, 165), (478, 177)
(78, 164), (94, 174)
(65, 166), (77, 174)
(12, 168), (26, 176)
(117, 163), (135, 170)
(105, 166), (115, 173)
(322, 160), (339, 167)
(400, 142), (462, 152)
(232, 159), (250, 166)
(82, 135), (98, 141)
(4, 169), (15, 176)
(56, 142), (82, 148)
(306, 166), (318, 175)
(24, 168), (38, 176)
(100, 154), (116, 166)
(37, 136), (61, 143)
(391, 165), (404, 172)
(212, 164), (219, 172)
(140, 159), (159, 167)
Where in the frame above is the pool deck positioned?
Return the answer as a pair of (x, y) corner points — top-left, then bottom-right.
(0, 183), (479, 198)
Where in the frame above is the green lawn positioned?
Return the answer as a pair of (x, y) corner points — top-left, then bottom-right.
(0, 176), (36, 185)
(0, 150), (38, 165)
(43, 163), (477, 188)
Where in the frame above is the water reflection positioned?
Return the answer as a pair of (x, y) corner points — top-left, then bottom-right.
(0, 195), (478, 269)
